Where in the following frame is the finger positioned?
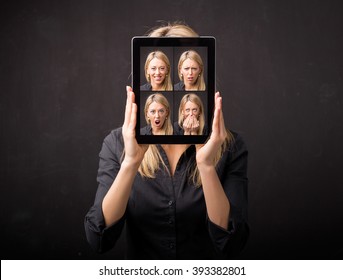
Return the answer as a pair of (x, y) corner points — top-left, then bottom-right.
(128, 103), (138, 131)
(185, 116), (191, 127)
(125, 87), (136, 128)
(212, 96), (221, 134)
(124, 86), (133, 127)
(188, 117), (193, 128)
(214, 92), (221, 109)
(212, 109), (220, 136)
(219, 107), (226, 137)
(196, 120), (200, 128)
(192, 117), (198, 128)
(216, 93), (227, 137)
(215, 92), (222, 111)
(190, 118), (194, 129)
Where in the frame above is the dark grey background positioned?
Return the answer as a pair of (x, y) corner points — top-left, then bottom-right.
(1, 0), (342, 260)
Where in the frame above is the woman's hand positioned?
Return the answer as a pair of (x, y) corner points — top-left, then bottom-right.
(102, 86), (148, 226)
(183, 115), (200, 135)
(122, 86), (148, 167)
(196, 92), (227, 167)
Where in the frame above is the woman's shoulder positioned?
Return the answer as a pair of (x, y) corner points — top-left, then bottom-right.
(140, 83), (152, 91)
(173, 122), (183, 135)
(173, 82), (184, 91)
(103, 127), (124, 148)
(228, 130), (247, 152)
(97, 128), (125, 161)
(140, 125), (152, 135)
(215, 130), (248, 176)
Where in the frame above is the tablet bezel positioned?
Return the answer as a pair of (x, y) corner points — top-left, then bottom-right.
(132, 36), (215, 144)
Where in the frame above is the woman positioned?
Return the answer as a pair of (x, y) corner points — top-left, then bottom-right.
(140, 93), (173, 135)
(174, 50), (206, 91)
(84, 22), (249, 259)
(175, 93), (205, 135)
(141, 50), (173, 91)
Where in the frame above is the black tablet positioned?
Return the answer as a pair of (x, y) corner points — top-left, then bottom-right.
(132, 36), (215, 144)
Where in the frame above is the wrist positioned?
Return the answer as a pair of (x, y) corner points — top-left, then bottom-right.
(121, 157), (142, 170)
(196, 161), (216, 172)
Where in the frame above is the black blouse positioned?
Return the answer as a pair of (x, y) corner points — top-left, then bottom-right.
(140, 83), (152, 91)
(84, 128), (249, 259)
(173, 81), (185, 91)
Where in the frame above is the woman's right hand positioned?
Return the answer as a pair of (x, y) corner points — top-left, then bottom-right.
(122, 86), (148, 167)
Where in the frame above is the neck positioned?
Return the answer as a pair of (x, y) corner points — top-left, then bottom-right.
(185, 85), (197, 91)
(184, 81), (197, 90)
(152, 128), (164, 135)
(161, 144), (190, 176)
(151, 83), (163, 91)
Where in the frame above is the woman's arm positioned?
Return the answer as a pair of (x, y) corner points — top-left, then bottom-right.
(196, 92), (230, 229)
(101, 86), (148, 226)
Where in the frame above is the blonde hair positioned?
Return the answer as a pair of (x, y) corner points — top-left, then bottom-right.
(147, 22), (199, 37)
(137, 22), (233, 186)
(144, 51), (173, 91)
(178, 50), (206, 91)
(178, 93), (205, 134)
(139, 93), (173, 178)
(144, 93), (173, 135)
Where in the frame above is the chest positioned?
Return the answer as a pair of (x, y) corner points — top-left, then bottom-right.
(161, 144), (189, 176)
(127, 159), (206, 225)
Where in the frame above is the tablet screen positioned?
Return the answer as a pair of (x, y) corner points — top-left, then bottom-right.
(132, 37), (215, 144)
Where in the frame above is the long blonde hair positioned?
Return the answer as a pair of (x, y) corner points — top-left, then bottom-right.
(139, 93), (173, 177)
(178, 93), (205, 135)
(178, 50), (206, 91)
(144, 51), (173, 91)
(137, 22), (233, 186)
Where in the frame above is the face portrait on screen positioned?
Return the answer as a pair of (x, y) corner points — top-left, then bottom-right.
(142, 51), (172, 91)
(176, 50), (206, 91)
(144, 93), (173, 135)
(178, 93), (205, 135)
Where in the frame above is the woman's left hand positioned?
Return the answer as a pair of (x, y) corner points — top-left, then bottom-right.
(195, 92), (230, 230)
(196, 92), (227, 167)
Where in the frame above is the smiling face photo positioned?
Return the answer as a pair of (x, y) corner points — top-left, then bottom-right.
(146, 57), (168, 88)
(142, 50), (173, 91)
